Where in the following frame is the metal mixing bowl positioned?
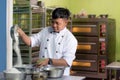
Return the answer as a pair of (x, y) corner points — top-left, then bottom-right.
(15, 64), (34, 74)
(43, 66), (65, 78)
(4, 72), (26, 80)
(32, 71), (47, 80)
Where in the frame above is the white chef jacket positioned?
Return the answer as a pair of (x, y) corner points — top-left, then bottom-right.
(30, 27), (78, 75)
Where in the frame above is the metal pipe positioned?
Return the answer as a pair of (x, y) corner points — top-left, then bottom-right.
(6, 0), (13, 70)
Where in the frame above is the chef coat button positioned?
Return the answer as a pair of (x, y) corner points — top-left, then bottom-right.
(62, 36), (64, 38)
(45, 47), (47, 49)
(58, 43), (61, 45)
(47, 39), (49, 41)
(56, 51), (58, 53)
(42, 56), (45, 58)
(50, 32), (52, 33)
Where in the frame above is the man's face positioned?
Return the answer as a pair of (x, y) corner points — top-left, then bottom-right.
(51, 18), (68, 32)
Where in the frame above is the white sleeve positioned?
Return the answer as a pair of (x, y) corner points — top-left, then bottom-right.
(63, 37), (78, 67)
(30, 28), (46, 47)
(30, 32), (42, 47)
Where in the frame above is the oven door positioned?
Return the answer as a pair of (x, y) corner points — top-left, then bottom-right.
(76, 36), (99, 54)
(72, 24), (99, 36)
(72, 54), (98, 72)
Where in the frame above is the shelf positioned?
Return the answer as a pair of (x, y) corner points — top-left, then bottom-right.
(13, 3), (53, 64)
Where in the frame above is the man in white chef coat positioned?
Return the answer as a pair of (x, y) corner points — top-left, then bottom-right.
(17, 7), (78, 76)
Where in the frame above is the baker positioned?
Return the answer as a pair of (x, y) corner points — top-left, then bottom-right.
(17, 7), (78, 76)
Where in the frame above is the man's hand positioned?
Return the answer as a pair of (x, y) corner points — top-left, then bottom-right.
(35, 58), (49, 67)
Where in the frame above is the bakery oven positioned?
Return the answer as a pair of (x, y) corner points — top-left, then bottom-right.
(76, 36), (98, 54)
(72, 24), (99, 36)
(71, 18), (116, 79)
(72, 54), (98, 71)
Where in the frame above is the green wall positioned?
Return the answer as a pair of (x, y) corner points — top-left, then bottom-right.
(42, 0), (120, 61)
(69, 0), (120, 61)
(41, 0), (69, 8)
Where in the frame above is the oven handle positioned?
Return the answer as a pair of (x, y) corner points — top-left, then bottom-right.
(75, 60), (96, 63)
(73, 25), (97, 27)
(79, 42), (96, 45)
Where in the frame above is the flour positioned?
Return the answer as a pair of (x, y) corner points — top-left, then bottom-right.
(4, 68), (23, 80)
(4, 68), (21, 73)
(11, 25), (23, 67)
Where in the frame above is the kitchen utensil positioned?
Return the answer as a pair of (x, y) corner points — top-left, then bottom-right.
(15, 64), (34, 74)
(88, 14), (96, 18)
(99, 14), (108, 18)
(43, 65), (65, 78)
(32, 71), (47, 80)
(4, 72), (26, 80)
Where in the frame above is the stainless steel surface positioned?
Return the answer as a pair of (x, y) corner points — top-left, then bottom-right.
(106, 62), (120, 80)
(106, 62), (120, 69)
(0, 72), (86, 80)
(4, 72), (26, 80)
(32, 71), (47, 80)
(15, 65), (65, 79)
(47, 76), (85, 80)
(43, 66), (65, 78)
(15, 65), (34, 74)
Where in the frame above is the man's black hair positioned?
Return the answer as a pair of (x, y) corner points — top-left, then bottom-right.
(52, 7), (70, 19)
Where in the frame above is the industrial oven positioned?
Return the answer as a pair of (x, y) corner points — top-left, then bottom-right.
(71, 18), (116, 79)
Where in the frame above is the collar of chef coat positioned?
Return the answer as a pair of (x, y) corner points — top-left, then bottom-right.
(50, 27), (67, 36)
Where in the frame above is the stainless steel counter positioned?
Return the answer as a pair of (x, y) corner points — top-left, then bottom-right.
(0, 72), (85, 80)
(106, 62), (120, 80)
(47, 76), (85, 80)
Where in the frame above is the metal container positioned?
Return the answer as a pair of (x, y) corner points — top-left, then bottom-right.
(43, 66), (65, 78)
(99, 14), (108, 18)
(88, 14), (96, 18)
(15, 64), (34, 74)
(32, 71), (47, 80)
(4, 72), (26, 80)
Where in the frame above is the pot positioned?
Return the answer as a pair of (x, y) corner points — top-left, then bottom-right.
(43, 66), (65, 78)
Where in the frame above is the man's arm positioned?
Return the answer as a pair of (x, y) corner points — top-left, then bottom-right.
(17, 27), (31, 46)
(51, 58), (68, 66)
(35, 58), (68, 67)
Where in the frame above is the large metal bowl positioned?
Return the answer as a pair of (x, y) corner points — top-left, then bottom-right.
(4, 72), (26, 80)
(43, 66), (65, 78)
(14, 64), (34, 74)
(32, 71), (47, 80)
